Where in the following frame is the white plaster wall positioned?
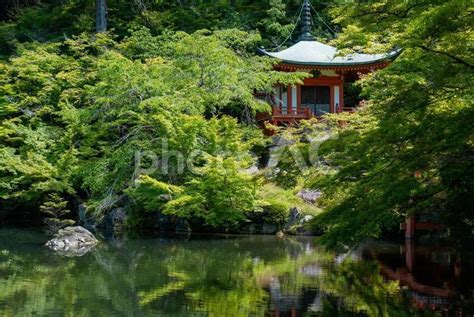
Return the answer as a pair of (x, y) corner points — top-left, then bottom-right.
(334, 86), (340, 112)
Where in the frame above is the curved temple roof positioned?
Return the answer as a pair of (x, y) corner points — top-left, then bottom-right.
(259, 40), (400, 67)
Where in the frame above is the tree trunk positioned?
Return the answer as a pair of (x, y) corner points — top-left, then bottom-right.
(96, 0), (107, 33)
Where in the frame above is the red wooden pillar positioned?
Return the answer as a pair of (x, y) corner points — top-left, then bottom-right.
(405, 216), (416, 272)
(405, 216), (415, 239)
(330, 86), (335, 113)
(287, 85), (292, 114)
(405, 238), (415, 272)
(454, 259), (461, 279)
(297, 84), (302, 114)
(340, 73), (345, 112)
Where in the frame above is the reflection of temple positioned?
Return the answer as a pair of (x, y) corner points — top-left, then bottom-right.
(263, 237), (473, 316)
(365, 240), (464, 313)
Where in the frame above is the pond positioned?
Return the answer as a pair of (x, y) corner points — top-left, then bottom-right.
(0, 229), (473, 316)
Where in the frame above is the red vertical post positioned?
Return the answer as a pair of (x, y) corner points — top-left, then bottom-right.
(287, 85), (292, 114)
(330, 86), (334, 113)
(340, 74), (345, 112)
(405, 238), (415, 272)
(405, 216), (415, 239)
(297, 84), (302, 114)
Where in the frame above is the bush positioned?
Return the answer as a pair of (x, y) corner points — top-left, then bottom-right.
(40, 193), (75, 234)
(257, 184), (321, 226)
(163, 157), (258, 229)
(126, 175), (182, 212)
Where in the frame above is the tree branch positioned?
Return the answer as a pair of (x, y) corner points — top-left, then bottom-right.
(418, 45), (473, 69)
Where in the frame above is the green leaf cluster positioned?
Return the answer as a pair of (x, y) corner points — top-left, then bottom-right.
(303, 0), (474, 248)
(0, 28), (304, 229)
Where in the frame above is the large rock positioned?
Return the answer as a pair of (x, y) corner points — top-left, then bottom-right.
(77, 204), (87, 224)
(238, 223), (259, 234)
(284, 208), (315, 236)
(175, 218), (191, 233)
(262, 223), (278, 235)
(46, 226), (98, 257)
(297, 189), (321, 204)
(285, 207), (301, 228)
(103, 208), (128, 233)
(77, 204), (97, 231)
(244, 164), (260, 175)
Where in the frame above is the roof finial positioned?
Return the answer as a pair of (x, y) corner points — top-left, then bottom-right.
(299, 0), (314, 41)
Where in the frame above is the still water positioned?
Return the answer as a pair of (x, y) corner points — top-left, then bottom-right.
(0, 229), (473, 316)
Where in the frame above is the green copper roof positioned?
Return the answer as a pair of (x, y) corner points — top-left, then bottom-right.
(260, 40), (400, 67)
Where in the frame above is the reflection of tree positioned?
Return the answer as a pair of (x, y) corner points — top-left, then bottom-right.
(136, 240), (269, 316)
(316, 260), (423, 317)
(250, 247), (425, 317)
(0, 231), (437, 316)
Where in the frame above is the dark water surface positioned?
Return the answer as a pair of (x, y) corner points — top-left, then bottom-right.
(0, 229), (473, 316)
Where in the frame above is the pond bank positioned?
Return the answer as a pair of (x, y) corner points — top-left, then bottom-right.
(78, 202), (320, 237)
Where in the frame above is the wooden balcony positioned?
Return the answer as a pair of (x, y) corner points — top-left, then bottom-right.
(257, 106), (312, 125)
(254, 91), (357, 126)
(273, 107), (312, 122)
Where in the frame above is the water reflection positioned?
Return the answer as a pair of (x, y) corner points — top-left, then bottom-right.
(363, 240), (474, 315)
(0, 229), (472, 316)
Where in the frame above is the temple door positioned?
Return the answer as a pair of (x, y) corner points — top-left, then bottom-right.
(301, 86), (330, 115)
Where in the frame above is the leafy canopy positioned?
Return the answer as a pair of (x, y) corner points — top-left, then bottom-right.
(306, 0), (473, 248)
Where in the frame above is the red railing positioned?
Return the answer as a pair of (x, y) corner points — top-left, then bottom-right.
(272, 106), (312, 118)
(255, 106), (312, 124)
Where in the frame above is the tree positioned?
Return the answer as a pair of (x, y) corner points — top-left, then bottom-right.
(306, 0), (473, 248)
(163, 156), (258, 228)
(0, 27), (305, 228)
(41, 193), (75, 234)
(260, 0), (295, 48)
(96, 0), (107, 33)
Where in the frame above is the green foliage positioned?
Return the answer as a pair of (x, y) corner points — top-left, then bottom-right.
(258, 183), (321, 225)
(163, 157), (258, 228)
(0, 24), (303, 228)
(0, 23), (17, 57)
(154, 29), (305, 116)
(260, 0), (295, 47)
(0, 41), (89, 203)
(0, 0), (335, 58)
(40, 193), (75, 234)
(271, 143), (310, 189)
(126, 175), (182, 212)
(68, 29), (302, 228)
(305, 0), (474, 248)
(127, 155), (259, 229)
